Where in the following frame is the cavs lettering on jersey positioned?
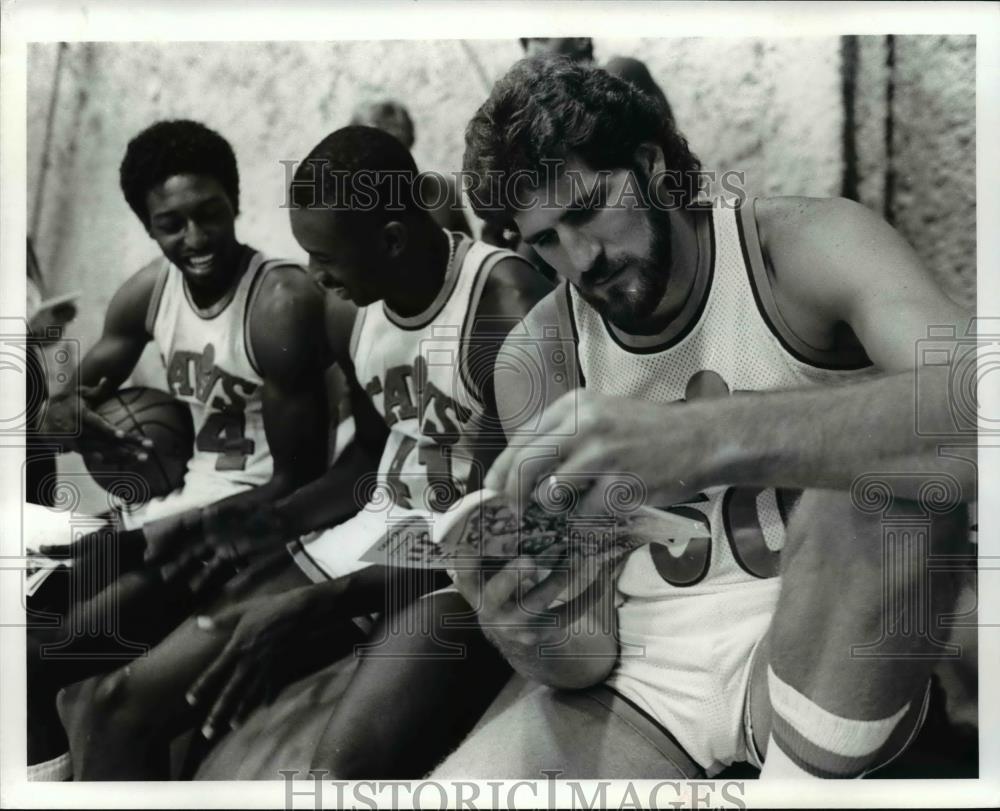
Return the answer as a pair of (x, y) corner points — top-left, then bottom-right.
(562, 199), (877, 772)
(147, 250), (290, 488)
(349, 232), (513, 513)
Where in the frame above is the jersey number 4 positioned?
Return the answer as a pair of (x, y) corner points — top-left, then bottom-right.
(196, 410), (255, 471)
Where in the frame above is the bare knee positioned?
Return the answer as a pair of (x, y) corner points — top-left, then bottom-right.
(784, 488), (969, 620)
(58, 666), (151, 737)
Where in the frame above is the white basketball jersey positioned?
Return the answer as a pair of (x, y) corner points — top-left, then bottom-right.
(563, 199), (878, 770)
(350, 232), (519, 513)
(147, 249), (291, 488)
(568, 199), (876, 594)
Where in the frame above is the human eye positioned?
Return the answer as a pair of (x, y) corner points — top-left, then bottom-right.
(152, 215), (183, 234)
(533, 231), (558, 249)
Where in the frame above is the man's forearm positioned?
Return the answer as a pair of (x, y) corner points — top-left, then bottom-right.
(707, 367), (975, 501)
(273, 442), (379, 537)
(306, 564), (452, 621)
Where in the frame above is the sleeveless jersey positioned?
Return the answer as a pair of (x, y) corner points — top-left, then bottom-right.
(560, 198), (878, 771)
(147, 249), (290, 488)
(349, 232), (521, 513)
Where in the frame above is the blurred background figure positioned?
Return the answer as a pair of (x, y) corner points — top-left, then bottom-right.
(350, 98), (472, 237)
(518, 38), (673, 120)
(519, 37), (594, 63)
(25, 237), (77, 506)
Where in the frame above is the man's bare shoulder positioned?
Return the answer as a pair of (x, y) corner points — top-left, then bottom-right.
(248, 264), (330, 382)
(753, 196), (883, 313)
(105, 256), (167, 328)
(754, 195), (870, 247)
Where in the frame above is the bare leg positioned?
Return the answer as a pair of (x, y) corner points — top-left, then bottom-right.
(310, 591), (512, 779)
(749, 489), (968, 777)
(56, 556), (312, 780)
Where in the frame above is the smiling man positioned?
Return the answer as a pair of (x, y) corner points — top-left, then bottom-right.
(44, 119), (330, 534)
(431, 57), (975, 780)
(29, 120), (331, 779)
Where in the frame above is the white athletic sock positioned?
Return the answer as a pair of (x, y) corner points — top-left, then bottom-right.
(27, 751), (72, 781)
(761, 665), (909, 779)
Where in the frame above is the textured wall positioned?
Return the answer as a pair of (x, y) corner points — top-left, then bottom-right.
(890, 35), (976, 306)
(27, 35), (976, 388)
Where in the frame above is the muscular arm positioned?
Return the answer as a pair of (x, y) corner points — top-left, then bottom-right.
(461, 255), (555, 484)
(41, 262), (160, 445)
(260, 292), (388, 536)
(698, 197), (975, 500)
(201, 267), (331, 519)
(473, 288), (619, 689)
(76, 262), (160, 392)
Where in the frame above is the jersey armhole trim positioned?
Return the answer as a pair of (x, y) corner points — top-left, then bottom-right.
(737, 199), (872, 371)
(457, 247), (515, 407)
(383, 232), (473, 331)
(143, 262), (170, 337)
(348, 305), (368, 364)
(556, 281), (586, 387)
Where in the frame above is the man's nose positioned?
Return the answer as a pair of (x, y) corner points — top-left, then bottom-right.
(184, 220), (209, 251)
(562, 232), (602, 285)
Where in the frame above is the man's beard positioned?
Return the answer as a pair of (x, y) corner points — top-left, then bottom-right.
(581, 205), (673, 334)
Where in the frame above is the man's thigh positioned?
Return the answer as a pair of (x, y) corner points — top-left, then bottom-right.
(431, 680), (704, 780)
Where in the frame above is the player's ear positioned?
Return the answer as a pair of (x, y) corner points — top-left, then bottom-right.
(633, 142), (666, 178)
(381, 221), (408, 259)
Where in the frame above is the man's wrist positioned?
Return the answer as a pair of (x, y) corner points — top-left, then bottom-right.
(689, 396), (748, 490)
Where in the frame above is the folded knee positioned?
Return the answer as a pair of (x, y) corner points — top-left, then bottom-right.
(58, 666), (144, 735)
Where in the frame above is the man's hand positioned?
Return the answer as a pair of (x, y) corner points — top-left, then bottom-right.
(453, 550), (610, 644)
(185, 585), (339, 738)
(453, 551), (619, 689)
(151, 503), (291, 597)
(41, 377), (153, 461)
(485, 389), (719, 516)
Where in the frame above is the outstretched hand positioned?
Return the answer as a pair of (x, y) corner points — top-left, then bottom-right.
(185, 585), (344, 739)
(154, 504), (291, 597)
(41, 377), (154, 462)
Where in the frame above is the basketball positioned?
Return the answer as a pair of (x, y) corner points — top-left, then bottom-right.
(83, 387), (194, 503)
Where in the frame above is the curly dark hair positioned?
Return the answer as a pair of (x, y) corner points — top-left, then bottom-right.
(290, 125), (421, 225)
(119, 120), (240, 226)
(463, 57), (701, 223)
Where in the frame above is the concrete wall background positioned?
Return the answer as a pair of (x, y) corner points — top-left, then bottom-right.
(27, 35), (976, 389)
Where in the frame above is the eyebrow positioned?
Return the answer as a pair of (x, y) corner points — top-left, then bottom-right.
(522, 180), (602, 246)
(150, 195), (227, 220)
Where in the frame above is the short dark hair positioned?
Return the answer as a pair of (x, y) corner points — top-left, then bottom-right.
(463, 57), (701, 222)
(290, 125), (421, 224)
(119, 120), (240, 226)
(350, 100), (416, 150)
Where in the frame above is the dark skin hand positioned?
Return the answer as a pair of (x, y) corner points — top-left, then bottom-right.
(185, 565), (449, 738)
(181, 242), (554, 730)
(144, 291), (380, 588)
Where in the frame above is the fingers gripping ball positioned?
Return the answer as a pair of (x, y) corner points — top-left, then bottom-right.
(83, 387), (194, 503)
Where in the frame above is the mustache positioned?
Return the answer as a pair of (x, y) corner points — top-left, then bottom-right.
(581, 254), (630, 287)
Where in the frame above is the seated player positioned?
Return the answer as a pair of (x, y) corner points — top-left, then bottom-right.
(431, 57), (974, 779)
(27, 119), (331, 779)
(54, 125), (553, 780)
(350, 98), (472, 237)
(40, 119), (329, 542)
